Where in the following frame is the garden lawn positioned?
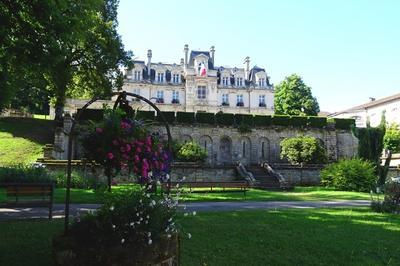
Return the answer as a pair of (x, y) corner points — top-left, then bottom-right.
(0, 118), (54, 166)
(0, 185), (372, 204)
(0, 208), (399, 266)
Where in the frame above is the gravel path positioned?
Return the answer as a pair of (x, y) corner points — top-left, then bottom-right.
(0, 200), (371, 221)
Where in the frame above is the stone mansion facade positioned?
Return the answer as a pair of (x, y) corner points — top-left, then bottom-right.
(61, 45), (275, 116)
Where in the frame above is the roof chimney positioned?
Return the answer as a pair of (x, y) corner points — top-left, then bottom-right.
(244, 56), (250, 80)
(180, 58), (184, 66)
(369, 97), (376, 102)
(147, 49), (152, 77)
(210, 46), (215, 65)
(184, 44), (189, 70)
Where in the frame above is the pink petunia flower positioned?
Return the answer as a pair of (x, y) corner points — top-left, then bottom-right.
(96, 127), (103, 133)
(107, 152), (114, 160)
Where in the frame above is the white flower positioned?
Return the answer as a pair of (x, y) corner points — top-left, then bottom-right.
(148, 171), (153, 177)
(148, 239), (152, 245)
(146, 194), (151, 198)
(168, 218), (172, 222)
(151, 200), (156, 206)
(192, 211), (197, 216)
(130, 222), (135, 227)
(139, 199), (143, 204)
(136, 213), (139, 216)
(182, 176), (186, 181)
(112, 224), (116, 230)
(156, 180), (161, 185)
(175, 183), (180, 188)
(121, 239), (125, 244)
(109, 206), (114, 211)
(187, 233), (192, 239)
(184, 213), (188, 216)
(146, 215), (150, 219)
(167, 234), (171, 238)
(147, 232), (152, 237)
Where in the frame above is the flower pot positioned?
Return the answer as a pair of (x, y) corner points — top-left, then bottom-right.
(53, 233), (179, 266)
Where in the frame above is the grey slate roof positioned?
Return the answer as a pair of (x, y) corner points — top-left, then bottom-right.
(189, 51), (214, 69)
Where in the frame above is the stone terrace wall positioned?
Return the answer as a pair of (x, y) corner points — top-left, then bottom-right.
(52, 116), (358, 168)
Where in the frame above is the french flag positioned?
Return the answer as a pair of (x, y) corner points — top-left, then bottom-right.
(200, 62), (207, 77)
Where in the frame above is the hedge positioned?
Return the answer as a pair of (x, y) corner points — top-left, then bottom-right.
(234, 114), (254, 126)
(334, 118), (355, 130)
(135, 110), (155, 121)
(272, 115), (292, 126)
(77, 109), (104, 121)
(176, 112), (195, 123)
(196, 112), (215, 124)
(290, 115), (309, 127)
(157, 111), (175, 123)
(308, 116), (327, 128)
(216, 112), (235, 126)
(253, 115), (272, 127)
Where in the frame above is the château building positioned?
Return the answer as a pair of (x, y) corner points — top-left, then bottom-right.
(60, 45), (275, 116)
(121, 44), (274, 114)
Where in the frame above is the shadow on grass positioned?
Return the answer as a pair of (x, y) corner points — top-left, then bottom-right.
(0, 118), (55, 145)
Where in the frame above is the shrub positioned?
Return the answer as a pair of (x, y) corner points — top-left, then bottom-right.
(272, 115), (292, 126)
(77, 109), (104, 121)
(321, 159), (376, 192)
(371, 181), (400, 214)
(176, 141), (207, 162)
(308, 116), (327, 128)
(51, 170), (97, 189)
(176, 112), (195, 123)
(215, 112), (235, 126)
(383, 123), (400, 153)
(196, 112), (215, 124)
(280, 136), (327, 165)
(156, 111), (175, 123)
(334, 118), (355, 130)
(0, 165), (52, 183)
(254, 115), (272, 127)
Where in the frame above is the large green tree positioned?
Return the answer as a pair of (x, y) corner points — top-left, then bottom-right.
(0, 0), (132, 119)
(274, 74), (320, 116)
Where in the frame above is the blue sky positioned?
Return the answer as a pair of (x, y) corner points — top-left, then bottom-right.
(117, 0), (400, 112)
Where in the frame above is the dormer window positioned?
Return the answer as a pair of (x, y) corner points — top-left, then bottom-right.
(172, 73), (180, 84)
(221, 77), (229, 86)
(236, 77), (243, 87)
(258, 78), (265, 87)
(157, 72), (164, 83)
(134, 70), (141, 81)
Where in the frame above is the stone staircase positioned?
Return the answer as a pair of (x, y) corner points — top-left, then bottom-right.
(247, 165), (281, 190)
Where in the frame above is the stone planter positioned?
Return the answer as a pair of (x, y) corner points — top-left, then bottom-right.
(53, 234), (179, 266)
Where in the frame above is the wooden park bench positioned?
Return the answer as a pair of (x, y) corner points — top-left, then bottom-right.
(161, 181), (250, 198)
(0, 183), (55, 219)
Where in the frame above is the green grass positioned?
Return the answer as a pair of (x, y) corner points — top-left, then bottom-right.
(0, 185), (372, 204)
(0, 208), (399, 266)
(0, 118), (54, 166)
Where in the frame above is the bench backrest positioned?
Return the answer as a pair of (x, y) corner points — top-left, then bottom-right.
(4, 183), (54, 198)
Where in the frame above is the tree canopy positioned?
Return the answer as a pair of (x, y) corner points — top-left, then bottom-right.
(383, 123), (400, 153)
(280, 136), (327, 165)
(0, 0), (132, 119)
(274, 74), (320, 116)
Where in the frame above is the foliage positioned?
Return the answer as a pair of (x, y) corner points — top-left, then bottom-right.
(0, 165), (52, 183)
(237, 123), (252, 134)
(289, 115), (308, 127)
(51, 170), (97, 189)
(157, 111), (175, 123)
(234, 114), (254, 126)
(371, 181), (400, 214)
(176, 141), (208, 162)
(196, 112), (215, 124)
(253, 115), (272, 127)
(274, 74), (320, 116)
(135, 110), (155, 121)
(215, 112), (235, 126)
(280, 136), (327, 165)
(65, 188), (179, 265)
(321, 159), (377, 192)
(80, 108), (172, 187)
(334, 118), (355, 130)
(176, 112), (195, 123)
(383, 123), (400, 152)
(308, 116), (327, 128)
(272, 115), (292, 126)
(0, 0), (133, 119)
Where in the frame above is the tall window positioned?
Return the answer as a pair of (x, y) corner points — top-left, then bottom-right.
(197, 86), (206, 100)
(222, 94), (229, 105)
(156, 91), (164, 103)
(258, 78), (265, 87)
(221, 77), (229, 86)
(172, 91), (179, 104)
(172, 73), (180, 83)
(134, 71), (141, 81)
(259, 95), (266, 107)
(242, 142), (246, 157)
(157, 72), (164, 83)
(236, 77), (243, 87)
(237, 94), (244, 106)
